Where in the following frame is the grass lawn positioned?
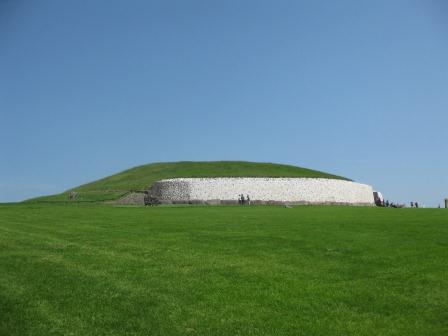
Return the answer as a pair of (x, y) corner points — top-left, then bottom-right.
(0, 204), (447, 335)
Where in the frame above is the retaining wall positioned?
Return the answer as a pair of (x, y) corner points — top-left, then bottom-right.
(113, 192), (146, 205)
(149, 178), (375, 206)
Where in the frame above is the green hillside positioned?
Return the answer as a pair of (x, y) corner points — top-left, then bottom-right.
(27, 161), (350, 203)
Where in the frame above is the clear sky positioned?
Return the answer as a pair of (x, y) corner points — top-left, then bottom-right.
(1, 0), (447, 206)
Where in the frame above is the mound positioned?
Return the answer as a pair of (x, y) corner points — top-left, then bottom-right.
(27, 161), (349, 203)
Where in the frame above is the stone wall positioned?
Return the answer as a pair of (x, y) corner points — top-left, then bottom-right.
(149, 178), (375, 206)
(114, 192), (146, 205)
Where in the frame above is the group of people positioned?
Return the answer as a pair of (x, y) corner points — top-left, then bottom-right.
(376, 199), (405, 208)
(385, 200), (405, 208)
(377, 199), (422, 208)
(238, 194), (251, 205)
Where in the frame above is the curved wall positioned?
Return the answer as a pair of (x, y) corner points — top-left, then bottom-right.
(149, 178), (375, 205)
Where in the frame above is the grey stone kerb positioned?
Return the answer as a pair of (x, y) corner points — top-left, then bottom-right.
(149, 177), (375, 206)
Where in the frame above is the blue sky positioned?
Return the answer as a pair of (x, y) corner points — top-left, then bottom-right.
(1, 0), (447, 206)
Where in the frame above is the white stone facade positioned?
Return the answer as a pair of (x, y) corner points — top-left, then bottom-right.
(149, 178), (375, 205)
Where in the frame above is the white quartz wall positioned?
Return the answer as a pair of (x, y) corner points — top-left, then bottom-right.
(150, 178), (375, 205)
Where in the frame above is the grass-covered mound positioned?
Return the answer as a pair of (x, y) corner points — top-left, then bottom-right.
(28, 161), (349, 202)
(1, 204), (447, 335)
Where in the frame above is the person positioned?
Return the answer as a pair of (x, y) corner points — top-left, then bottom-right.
(385, 200), (389, 207)
(241, 194), (245, 205)
(410, 201), (414, 208)
(415, 202), (419, 208)
(238, 195), (241, 205)
(246, 194), (251, 205)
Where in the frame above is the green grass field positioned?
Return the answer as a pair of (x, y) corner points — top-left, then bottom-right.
(1, 204), (447, 335)
(27, 161), (349, 203)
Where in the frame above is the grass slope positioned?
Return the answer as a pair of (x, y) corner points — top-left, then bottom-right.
(1, 204), (447, 335)
(28, 161), (349, 202)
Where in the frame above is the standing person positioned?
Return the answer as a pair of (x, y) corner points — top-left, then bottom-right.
(241, 194), (245, 205)
(238, 195), (241, 205)
(410, 202), (414, 208)
(415, 202), (419, 208)
(246, 194), (251, 205)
